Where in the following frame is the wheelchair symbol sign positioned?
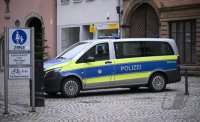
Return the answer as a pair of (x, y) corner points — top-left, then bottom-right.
(12, 30), (27, 45)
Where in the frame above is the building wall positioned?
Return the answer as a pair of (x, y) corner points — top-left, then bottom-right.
(160, 0), (200, 7)
(57, 0), (119, 26)
(159, 3), (200, 65)
(121, 0), (161, 38)
(57, 0), (120, 54)
(122, 0), (200, 75)
(0, 0), (57, 58)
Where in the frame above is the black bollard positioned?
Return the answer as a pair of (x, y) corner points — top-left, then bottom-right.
(185, 69), (189, 95)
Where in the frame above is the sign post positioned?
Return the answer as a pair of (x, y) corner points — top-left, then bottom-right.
(4, 27), (9, 114)
(4, 27), (35, 113)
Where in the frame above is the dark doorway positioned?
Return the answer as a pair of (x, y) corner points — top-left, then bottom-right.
(129, 3), (159, 38)
(26, 17), (45, 107)
(0, 37), (5, 68)
(27, 17), (43, 60)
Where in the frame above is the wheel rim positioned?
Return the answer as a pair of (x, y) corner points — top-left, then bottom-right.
(152, 76), (165, 90)
(64, 80), (78, 96)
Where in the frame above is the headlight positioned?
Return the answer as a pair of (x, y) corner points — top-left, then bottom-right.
(53, 68), (61, 72)
(45, 68), (62, 78)
(46, 67), (61, 73)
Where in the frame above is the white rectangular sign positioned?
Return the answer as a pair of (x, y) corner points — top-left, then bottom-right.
(9, 29), (31, 51)
(9, 67), (31, 79)
(96, 24), (107, 30)
(9, 53), (30, 65)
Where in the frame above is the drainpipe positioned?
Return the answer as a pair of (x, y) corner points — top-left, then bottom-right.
(116, 0), (122, 38)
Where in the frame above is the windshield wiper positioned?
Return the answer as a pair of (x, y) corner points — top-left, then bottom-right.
(56, 56), (66, 59)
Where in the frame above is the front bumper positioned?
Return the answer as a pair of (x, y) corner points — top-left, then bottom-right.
(44, 71), (63, 93)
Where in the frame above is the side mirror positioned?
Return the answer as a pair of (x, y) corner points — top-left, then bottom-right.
(86, 56), (95, 62)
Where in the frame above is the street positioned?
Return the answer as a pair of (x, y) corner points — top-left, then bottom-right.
(0, 71), (200, 122)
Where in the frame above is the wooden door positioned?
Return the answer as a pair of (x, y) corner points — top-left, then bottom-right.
(129, 4), (159, 38)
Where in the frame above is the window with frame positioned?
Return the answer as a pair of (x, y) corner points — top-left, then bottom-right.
(170, 20), (196, 64)
(114, 42), (142, 59)
(61, 0), (70, 4)
(144, 42), (174, 56)
(78, 43), (110, 62)
(73, 0), (83, 3)
(114, 41), (174, 59)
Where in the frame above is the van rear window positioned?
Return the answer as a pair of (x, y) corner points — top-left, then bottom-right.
(114, 41), (174, 59)
(144, 42), (174, 56)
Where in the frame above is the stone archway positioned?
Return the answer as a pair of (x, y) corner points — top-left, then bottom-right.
(26, 17), (44, 60)
(0, 35), (4, 68)
(25, 15), (45, 107)
(122, 0), (160, 38)
(23, 12), (44, 28)
(24, 13), (45, 60)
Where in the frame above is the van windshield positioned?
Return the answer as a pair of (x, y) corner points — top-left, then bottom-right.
(56, 42), (91, 60)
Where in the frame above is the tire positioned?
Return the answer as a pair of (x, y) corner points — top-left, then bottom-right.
(148, 73), (166, 92)
(61, 78), (80, 98)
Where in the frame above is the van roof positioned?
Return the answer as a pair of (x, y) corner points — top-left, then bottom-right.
(81, 38), (178, 55)
(81, 38), (175, 43)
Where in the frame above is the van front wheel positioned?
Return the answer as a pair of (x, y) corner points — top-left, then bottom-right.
(148, 73), (166, 92)
(61, 78), (80, 98)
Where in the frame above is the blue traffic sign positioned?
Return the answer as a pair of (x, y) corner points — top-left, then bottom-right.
(12, 30), (27, 45)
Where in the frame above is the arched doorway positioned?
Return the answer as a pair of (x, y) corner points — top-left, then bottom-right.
(0, 36), (4, 68)
(26, 17), (45, 106)
(26, 17), (44, 60)
(128, 3), (159, 38)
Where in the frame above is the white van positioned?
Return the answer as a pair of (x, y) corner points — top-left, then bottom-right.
(44, 38), (181, 97)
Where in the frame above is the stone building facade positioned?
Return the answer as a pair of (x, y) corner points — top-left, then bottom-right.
(0, 0), (57, 69)
(121, 0), (200, 75)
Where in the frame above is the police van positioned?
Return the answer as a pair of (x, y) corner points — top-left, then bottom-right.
(44, 38), (181, 98)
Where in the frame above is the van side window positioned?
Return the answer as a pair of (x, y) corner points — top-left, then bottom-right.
(93, 43), (109, 61)
(114, 41), (174, 59)
(144, 42), (174, 56)
(77, 43), (110, 63)
(114, 42), (142, 59)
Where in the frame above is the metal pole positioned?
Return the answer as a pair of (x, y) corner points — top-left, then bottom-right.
(4, 27), (9, 114)
(31, 27), (36, 112)
(118, 0), (121, 38)
(185, 69), (189, 95)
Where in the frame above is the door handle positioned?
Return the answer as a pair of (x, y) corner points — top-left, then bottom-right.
(105, 61), (112, 64)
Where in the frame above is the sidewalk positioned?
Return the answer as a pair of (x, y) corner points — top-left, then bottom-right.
(0, 71), (200, 122)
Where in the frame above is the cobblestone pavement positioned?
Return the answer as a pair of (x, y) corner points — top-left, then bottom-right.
(0, 71), (200, 122)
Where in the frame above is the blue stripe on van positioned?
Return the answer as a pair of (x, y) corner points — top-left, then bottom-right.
(60, 60), (177, 79)
(114, 60), (177, 75)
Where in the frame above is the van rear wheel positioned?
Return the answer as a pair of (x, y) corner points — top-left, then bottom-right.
(148, 73), (166, 92)
(61, 78), (80, 98)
